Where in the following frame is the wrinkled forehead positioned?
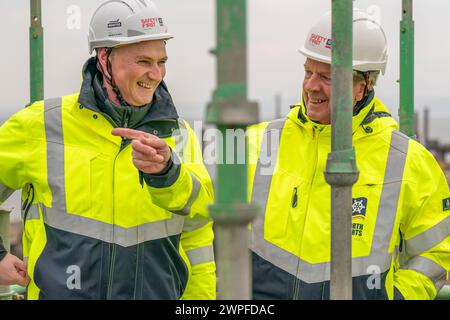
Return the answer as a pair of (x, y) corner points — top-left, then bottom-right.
(304, 57), (331, 73)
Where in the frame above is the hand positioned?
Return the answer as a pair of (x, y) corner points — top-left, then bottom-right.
(0, 253), (30, 287)
(111, 128), (171, 174)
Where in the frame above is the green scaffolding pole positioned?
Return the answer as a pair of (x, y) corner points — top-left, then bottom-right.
(206, 0), (258, 300)
(399, 0), (415, 138)
(30, 0), (44, 103)
(324, 0), (359, 300)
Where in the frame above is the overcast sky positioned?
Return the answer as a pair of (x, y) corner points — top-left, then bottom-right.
(0, 0), (449, 135)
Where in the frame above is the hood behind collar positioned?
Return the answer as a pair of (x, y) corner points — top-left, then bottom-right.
(78, 57), (179, 123)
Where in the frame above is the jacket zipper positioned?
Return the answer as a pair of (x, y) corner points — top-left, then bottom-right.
(107, 108), (136, 298)
(106, 111), (130, 299)
(106, 150), (121, 299)
(119, 109), (131, 150)
(122, 109), (130, 128)
(291, 186), (300, 299)
(294, 127), (320, 299)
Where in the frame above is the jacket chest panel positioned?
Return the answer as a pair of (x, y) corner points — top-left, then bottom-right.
(62, 139), (171, 227)
(113, 147), (173, 226)
(263, 131), (390, 262)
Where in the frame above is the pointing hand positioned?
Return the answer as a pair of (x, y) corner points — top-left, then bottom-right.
(112, 128), (171, 174)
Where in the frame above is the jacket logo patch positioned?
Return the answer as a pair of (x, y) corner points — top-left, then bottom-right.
(352, 197), (367, 220)
(444, 198), (450, 211)
(352, 222), (364, 237)
(352, 198), (367, 237)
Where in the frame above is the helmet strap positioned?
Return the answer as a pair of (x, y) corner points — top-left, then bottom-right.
(102, 48), (129, 106)
(363, 72), (370, 97)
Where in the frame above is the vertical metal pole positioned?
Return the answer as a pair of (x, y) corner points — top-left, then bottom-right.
(399, 0), (415, 138)
(324, 0), (359, 300)
(30, 0), (44, 103)
(0, 208), (13, 300)
(206, 0), (258, 300)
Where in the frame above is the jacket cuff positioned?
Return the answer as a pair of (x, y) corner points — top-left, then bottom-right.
(142, 150), (181, 188)
(0, 236), (7, 262)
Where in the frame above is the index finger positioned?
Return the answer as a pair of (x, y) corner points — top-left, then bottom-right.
(111, 128), (149, 140)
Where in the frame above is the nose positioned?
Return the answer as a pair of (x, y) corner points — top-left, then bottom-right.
(147, 63), (164, 82)
(303, 73), (321, 93)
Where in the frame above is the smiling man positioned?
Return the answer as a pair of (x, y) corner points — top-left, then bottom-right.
(0, 0), (215, 300)
(248, 9), (450, 300)
(302, 58), (368, 125)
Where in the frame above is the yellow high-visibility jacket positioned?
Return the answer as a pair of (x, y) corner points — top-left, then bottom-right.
(0, 93), (215, 300)
(247, 95), (450, 300)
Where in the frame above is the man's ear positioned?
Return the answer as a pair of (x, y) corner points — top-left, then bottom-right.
(96, 48), (109, 74)
(354, 80), (367, 102)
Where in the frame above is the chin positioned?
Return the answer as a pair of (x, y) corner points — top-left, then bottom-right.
(132, 97), (152, 106)
(306, 112), (325, 124)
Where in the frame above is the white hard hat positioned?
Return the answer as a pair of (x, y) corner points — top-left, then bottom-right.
(88, 0), (173, 54)
(298, 9), (388, 74)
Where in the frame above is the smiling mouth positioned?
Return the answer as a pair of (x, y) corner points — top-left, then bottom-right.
(137, 81), (153, 89)
(309, 99), (327, 104)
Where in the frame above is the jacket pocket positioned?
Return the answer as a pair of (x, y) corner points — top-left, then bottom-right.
(264, 170), (304, 250)
(64, 146), (104, 217)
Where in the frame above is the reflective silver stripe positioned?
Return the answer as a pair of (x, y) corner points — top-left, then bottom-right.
(44, 98), (67, 217)
(21, 203), (40, 221)
(42, 98), (184, 246)
(42, 205), (184, 247)
(183, 217), (209, 232)
(251, 119), (296, 274)
(250, 119), (286, 212)
(404, 215), (450, 257)
(371, 131), (408, 256)
(186, 245), (215, 266)
(401, 255), (447, 292)
(251, 126), (409, 283)
(0, 183), (15, 204)
(171, 173), (201, 216)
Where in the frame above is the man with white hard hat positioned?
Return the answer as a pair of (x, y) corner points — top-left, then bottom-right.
(247, 9), (450, 299)
(0, 0), (216, 300)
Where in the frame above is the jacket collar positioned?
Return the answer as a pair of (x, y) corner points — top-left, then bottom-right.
(287, 90), (396, 136)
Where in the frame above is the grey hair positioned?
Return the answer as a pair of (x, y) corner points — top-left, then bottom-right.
(353, 70), (380, 88)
